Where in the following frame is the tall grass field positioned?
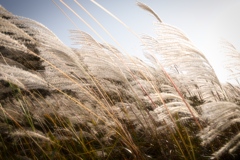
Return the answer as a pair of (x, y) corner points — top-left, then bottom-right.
(0, 1), (240, 160)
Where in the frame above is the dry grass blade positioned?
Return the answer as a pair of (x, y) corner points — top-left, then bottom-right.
(137, 2), (162, 22)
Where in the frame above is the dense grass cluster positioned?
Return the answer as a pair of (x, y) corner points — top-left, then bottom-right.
(0, 2), (240, 160)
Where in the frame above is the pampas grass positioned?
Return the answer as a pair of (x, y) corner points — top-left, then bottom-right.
(0, 2), (240, 160)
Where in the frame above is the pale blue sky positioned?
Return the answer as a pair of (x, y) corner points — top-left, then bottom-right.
(1, 0), (240, 82)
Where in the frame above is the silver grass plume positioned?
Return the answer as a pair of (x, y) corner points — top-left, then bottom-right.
(0, 4), (239, 160)
(139, 7), (228, 103)
(137, 3), (239, 158)
(198, 101), (240, 159)
(221, 40), (240, 85)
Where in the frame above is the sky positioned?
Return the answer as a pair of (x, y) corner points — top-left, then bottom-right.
(1, 0), (240, 82)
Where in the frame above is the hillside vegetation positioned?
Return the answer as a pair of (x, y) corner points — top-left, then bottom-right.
(0, 3), (239, 160)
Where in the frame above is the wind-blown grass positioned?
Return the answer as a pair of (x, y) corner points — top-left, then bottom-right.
(0, 2), (240, 160)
